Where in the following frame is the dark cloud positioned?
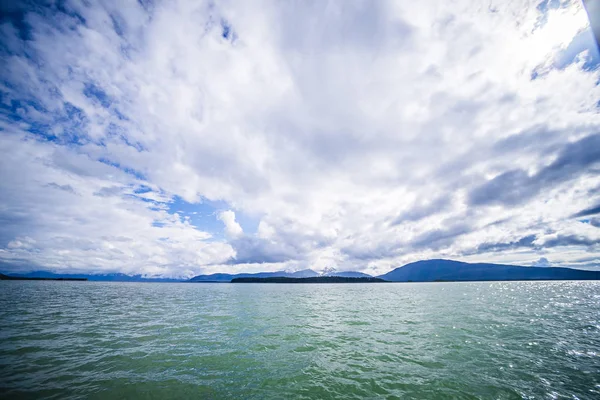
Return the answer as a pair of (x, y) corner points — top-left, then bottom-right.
(571, 203), (600, 218)
(431, 124), (592, 195)
(469, 169), (536, 206)
(474, 234), (537, 253)
(227, 236), (300, 265)
(390, 196), (450, 225)
(341, 243), (398, 262)
(410, 222), (471, 250)
(472, 232), (600, 254)
(491, 125), (559, 154)
(541, 234), (600, 248)
(469, 133), (600, 206)
(482, 217), (513, 228)
(94, 186), (123, 197)
(561, 254), (600, 270)
(46, 182), (76, 193)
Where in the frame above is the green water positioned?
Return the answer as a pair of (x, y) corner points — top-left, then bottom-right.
(0, 281), (599, 399)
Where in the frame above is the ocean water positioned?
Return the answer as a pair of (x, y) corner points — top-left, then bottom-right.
(0, 281), (599, 399)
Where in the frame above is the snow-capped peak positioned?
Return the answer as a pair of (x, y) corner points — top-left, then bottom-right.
(320, 266), (337, 276)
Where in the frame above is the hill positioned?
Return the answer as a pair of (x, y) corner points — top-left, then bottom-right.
(0, 272), (87, 281)
(378, 259), (600, 282)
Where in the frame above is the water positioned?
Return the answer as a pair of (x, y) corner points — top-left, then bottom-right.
(0, 281), (599, 399)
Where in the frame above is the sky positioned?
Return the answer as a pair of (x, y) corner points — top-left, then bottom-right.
(1, 0), (600, 278)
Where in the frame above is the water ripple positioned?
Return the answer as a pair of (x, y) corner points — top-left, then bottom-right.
(1, 281), (599, 399)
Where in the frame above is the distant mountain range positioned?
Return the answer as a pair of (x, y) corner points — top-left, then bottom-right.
(189, 269), (316, 282)
(377, 259), (600, 282)
(1, 271), (183, 282)
(2, 260), (598, 283)
(231, 276), (385, 283)
(189, 269), (371, 282)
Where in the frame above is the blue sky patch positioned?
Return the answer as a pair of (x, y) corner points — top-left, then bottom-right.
(97, 158), (147, 180)
(83, 83), (112, 109)
(554, 27), (600, 71)
(0, 6), (33, 41)
(167, 196), (259, 239)
(531, 26), (600, 81)
(220, 19), (237, 42)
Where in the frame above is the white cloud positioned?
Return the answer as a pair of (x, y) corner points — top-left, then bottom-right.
(0, 129), (235, 277)
(0, 0), (599, 276)
(217, 210), (243, 238)
(532, 257), (552, 267)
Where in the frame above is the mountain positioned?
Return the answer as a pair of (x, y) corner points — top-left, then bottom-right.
(378, 259), (600, 282)
(319, 267), (372, 278)
(329, 271), (372, 278)
(2, 268), (369, 283)
(189, 269), (319, 282)
(3, 271), (183, 282)
(288, 269), (320, 278)
(231, 276), (385, 283)
(189, 269), (372, 282)
(9, 260), (595, 283)
(320, 266), (337, 276)
(190, 272), (278, 282)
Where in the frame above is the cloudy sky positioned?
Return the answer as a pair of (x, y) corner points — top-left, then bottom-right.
(1, 0), (599, 277)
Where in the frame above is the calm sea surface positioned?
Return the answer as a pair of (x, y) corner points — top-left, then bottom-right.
(0, 281), (599, 399)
